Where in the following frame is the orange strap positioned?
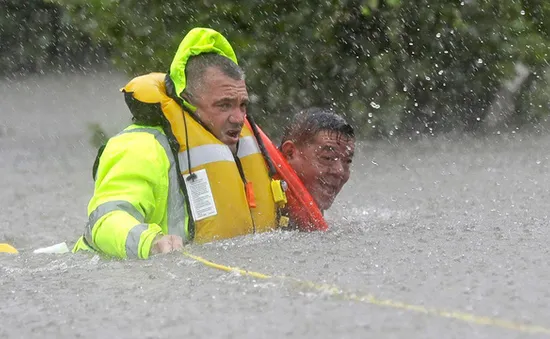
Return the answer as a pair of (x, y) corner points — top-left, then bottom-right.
(245, 182), (257, 208)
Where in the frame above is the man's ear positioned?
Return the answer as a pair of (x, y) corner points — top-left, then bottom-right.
(281, 140), (297, 160)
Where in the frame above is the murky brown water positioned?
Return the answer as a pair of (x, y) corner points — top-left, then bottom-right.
(1, 72), (550, 338)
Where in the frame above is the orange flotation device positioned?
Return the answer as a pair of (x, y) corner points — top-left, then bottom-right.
(245, 120), (328, 232)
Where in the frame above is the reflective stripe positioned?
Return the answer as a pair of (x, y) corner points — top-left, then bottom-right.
(237, 136), (261, 158)
(178, 144), (234, 173)
(90, 200), (145, 225)
(125, 223), (148, 258)
(177, 136), (261, 172)
(84, 200), (145, 247)
(86, 127), (188, 249)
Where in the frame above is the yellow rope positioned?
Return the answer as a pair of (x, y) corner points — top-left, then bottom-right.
(181, 251), (550, 336)
(182, 251), (272, 279)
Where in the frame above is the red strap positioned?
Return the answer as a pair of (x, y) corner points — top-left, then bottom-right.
(245, 119), (328, 231)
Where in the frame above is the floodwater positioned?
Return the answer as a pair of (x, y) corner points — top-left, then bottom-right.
(1, 72), (550, 338)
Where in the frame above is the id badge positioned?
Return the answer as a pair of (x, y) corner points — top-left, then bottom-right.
(183, 169), (217, 221)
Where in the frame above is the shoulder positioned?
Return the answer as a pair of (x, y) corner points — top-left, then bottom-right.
(103, 125), (170, 165)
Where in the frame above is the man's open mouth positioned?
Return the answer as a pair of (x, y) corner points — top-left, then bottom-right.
(226, 130), (240, 142)
(319, 180), (340, 198)
(324, 185), (337, 196)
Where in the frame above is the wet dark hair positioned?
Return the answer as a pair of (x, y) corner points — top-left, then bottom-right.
(183, 53), (244, 99)
(280, 107), (355, 146)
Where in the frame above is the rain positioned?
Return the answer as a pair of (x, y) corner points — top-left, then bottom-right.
(2, 0), (550, 338)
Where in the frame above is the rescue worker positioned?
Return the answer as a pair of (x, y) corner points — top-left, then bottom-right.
(280, 107), (355, 212)
(72, 28), (288, 259)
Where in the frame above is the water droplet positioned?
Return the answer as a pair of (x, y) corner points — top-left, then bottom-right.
(403, 86), (408, 92)
(476, 117), (481, 121)
(370, 102), (380, 109)
(438, 70), (444, 75)
(349, 93), (354, 97)
(520, 10), (526, 15)
(477, 58), (483, 64)
(436, 33), (441, 38)
(368, 112), (373, 118)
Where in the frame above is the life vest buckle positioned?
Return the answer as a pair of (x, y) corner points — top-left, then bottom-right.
(271, 180), (287, 206)
(278, 216), (290, 228)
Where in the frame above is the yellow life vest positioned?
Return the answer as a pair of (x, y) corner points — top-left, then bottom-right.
(122, 72), (279, 243)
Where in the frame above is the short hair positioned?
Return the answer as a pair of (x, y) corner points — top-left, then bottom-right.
(183, 53), (245, 99)
(281, 107), (355, 146)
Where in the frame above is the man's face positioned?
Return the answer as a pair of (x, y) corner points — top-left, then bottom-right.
(189, 67), (249, 151)
(282, 130), (355, 211)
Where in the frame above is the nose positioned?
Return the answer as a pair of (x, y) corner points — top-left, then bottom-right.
(228, 108), (246, 125)
(328, 159), (346, 177)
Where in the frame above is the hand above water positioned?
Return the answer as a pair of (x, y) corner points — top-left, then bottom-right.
(150, 235), (183, 255)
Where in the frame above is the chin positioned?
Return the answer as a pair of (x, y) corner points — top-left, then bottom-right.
(320, 198), (336, 211)
(222, 138), (238, 147)
(314, 199), (330, 211)
(319, 204), (331, 211)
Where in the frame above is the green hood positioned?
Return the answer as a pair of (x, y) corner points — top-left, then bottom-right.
(169, 27), (238, 104)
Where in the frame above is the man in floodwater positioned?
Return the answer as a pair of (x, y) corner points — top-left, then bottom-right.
(280, 107), (355, 212)
(72, 27), (289, 259)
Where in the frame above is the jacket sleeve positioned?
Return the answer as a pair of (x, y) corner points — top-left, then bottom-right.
(84, 131), (169, 259)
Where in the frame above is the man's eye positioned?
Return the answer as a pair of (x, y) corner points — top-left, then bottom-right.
(321, 156), (334, 161)
(219, 103), (231, 109)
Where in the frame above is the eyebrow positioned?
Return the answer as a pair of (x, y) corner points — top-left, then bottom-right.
(319, 145), (354, 157)
(214, 97), (249, 105)
(214, 97), (233, 104)
(319, 145), (336, 152)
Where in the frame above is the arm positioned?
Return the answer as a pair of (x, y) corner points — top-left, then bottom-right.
(85, 131), (168, 259)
